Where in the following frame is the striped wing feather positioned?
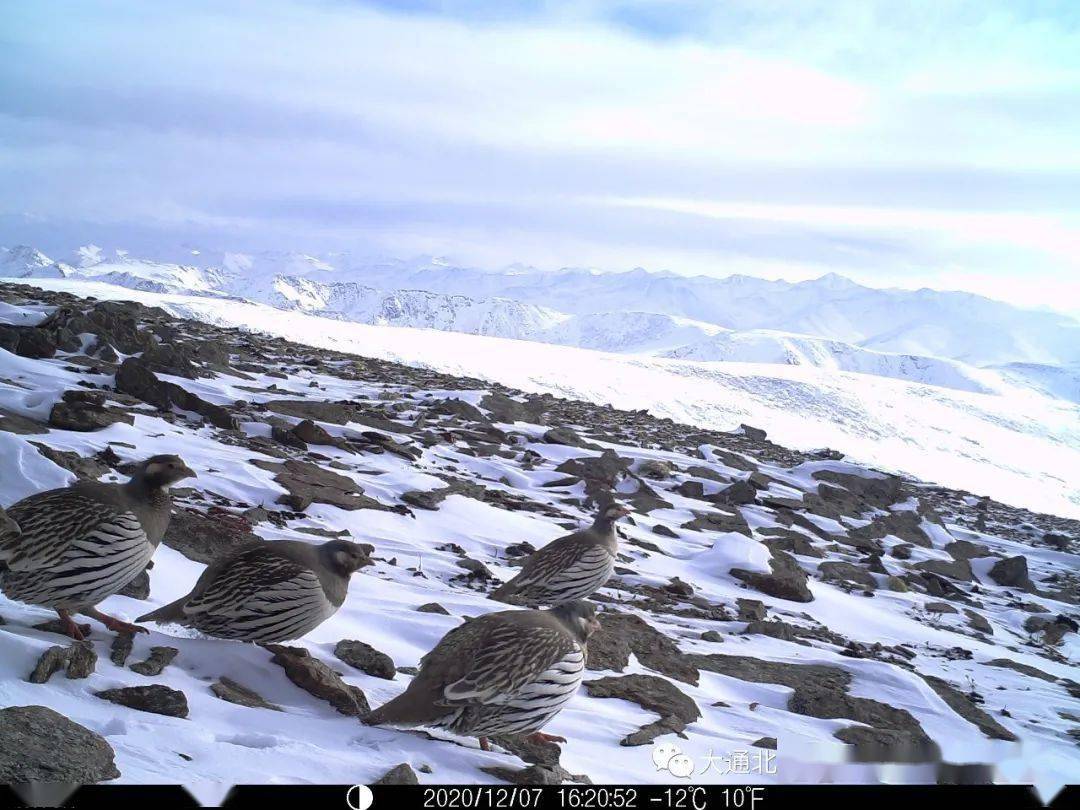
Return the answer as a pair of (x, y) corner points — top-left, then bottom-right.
(1, 490), (144, 571)
(424, 616), (576, 706)
(501, 533), (594, 591)
(182, 548), (329, 640)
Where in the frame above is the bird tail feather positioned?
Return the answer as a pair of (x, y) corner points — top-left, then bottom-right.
(136, 596), (189, 624)
(363, 690), (444, 728)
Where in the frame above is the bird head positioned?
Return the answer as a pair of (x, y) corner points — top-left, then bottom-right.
(595, 501), (631, 528)
(321, 539), (372, 577)
(134, 455), (197, 490)
(551, 600), (602, 643)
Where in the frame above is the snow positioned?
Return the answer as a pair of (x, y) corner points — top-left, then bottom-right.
(5, 278), (1077, 520)
(0, 280), (1078, 797)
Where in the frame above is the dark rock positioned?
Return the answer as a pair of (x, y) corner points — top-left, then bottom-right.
(334, 640), (396, 680)
(736, 599), (767, 622)
(492, 734), (562, 767)
(849, 511), (931, 548)
(116, 357), (238, 430)
(28, 646), (74, 684)
(963, 609), (993, 634)
(457, 557), (494, 580)
(251, 458), (384, 512)
(585, 674), (700, 746)
(737, 424), (768, 442)
(751, 737), (777, 749)
(811, 470), (903, 510)
(0, 408), (48, 435)
(210, 677), (282, 711)
(664, 577), (694, 597)
(916, 558), (973, 582)
(374, 763), (420, 785)
(292, 419), (336, 445)
(29, 443), (111, 480)
(555, 449), (629, 489)
(417, 602), (450, 615)
(921, 676), (1017, 741)
(586, 612), (698, 685)
(543, 426), (596, 449)
(110, 632), (135, 667)
(637, 459), (675, 480)
(130, 647), (179, 677)
(834, 726), (939, 763)
(744, 620), (796, 641)
(731, 551), (813, 603)
(49, 398), (133, 432)
(819, 561), (877, 589)
(945, 540), (992, 560)
(0, 705), (120, 783)
(96, 685), (189, 718)
(700, 631), (723, 642)
(266, 645), (370, 717)
(925, 601), (958, 614)
(652, 524), (678, 539)
(714, 480), (757, 506)
(163, 507), (262, 564)
(67, 643), (98, 679)
(118, 568), (151, 600)
(988, 556), (1033, 589)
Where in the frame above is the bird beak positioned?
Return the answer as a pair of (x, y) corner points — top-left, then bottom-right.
(180, 464), (197, 480)
(615, 506), (631, 518)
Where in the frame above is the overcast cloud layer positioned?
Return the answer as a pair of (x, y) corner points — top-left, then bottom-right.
(2, 1), (1079, 312)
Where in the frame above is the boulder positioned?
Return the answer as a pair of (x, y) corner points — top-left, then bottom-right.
(988, 555), (1033, 589)
(266, 645), (370, 717)
(334, 640), (396, 680)
(0, 705), (120, 783)
(163, 507), (262, 564)
(731, 551), (813, 603)
(96, 685), (189, 718)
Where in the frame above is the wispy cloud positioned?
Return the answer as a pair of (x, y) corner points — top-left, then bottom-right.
(1, 0), (1078, 312)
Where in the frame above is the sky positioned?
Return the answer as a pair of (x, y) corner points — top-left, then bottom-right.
(2, 0), (1079, 312)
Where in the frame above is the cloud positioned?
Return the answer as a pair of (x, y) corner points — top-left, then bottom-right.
(0, 0), (1077, 312)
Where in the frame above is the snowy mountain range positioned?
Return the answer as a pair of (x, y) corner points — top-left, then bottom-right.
(3, 244), (1079, 405)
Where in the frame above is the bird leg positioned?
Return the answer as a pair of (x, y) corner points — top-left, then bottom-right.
(81, 607), (149, 635)
(525, 731), (567, 745)
(479, 737), (492, 752)
(56, 610), (86, 641)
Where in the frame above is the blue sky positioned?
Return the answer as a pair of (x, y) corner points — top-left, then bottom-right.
(1, 0), (1078, 311)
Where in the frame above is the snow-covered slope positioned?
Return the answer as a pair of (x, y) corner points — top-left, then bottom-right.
(662, 330), (1006, 395)
(6, 278), (1078, 520)
(1, 281), (1077, 796)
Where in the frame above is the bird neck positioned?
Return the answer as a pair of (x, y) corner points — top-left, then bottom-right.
(591, 516), (616, 534)
(125, 478), (171, 506)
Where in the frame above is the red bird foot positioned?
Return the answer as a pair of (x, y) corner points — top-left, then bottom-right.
(525, 732), (567, 745)
(479, 737), (492, 752)
(57, 612), (87, 641)
(85, 609), (149, 635)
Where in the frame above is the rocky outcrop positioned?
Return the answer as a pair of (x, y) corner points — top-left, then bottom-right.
(585, 674), (700, 746)
(731, 551), (814, 602)
(163, 507), (262, 564)
(252, 458), (388, 512)
(115, 357), (238, 430)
